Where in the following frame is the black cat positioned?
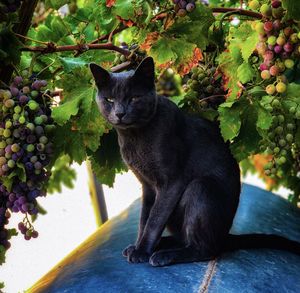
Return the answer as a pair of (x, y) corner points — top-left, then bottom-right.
(90, 57), (300, 267)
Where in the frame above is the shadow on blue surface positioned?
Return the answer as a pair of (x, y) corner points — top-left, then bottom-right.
(29, 184), (300, 293)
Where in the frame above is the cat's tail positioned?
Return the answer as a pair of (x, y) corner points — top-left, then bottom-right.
(224, 234), (300, 255)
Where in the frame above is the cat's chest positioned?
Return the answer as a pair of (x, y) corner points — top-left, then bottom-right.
(119, 136), (161, 184)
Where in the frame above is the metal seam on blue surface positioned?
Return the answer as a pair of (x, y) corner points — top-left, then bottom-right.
(198, 259), (217, 293)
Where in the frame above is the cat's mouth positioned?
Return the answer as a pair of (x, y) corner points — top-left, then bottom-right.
(114, 120), (135, 129)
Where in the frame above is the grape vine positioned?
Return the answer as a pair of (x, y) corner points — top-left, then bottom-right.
(1, 0), (300, 287)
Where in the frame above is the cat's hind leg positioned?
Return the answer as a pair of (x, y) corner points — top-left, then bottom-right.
(149, 178), (238, 266)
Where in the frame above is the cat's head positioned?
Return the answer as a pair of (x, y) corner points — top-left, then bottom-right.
(90, 57), (157, 129)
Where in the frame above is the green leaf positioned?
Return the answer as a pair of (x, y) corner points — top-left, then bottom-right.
(78, 102), (108, 152)
(0, 177), (13, 192)
(240, 28), (259, 62)
(52, 93), (83, 125)
(36, 24), (54, 42)
(282, 0), (300, 20)
(88, 130), (127, 187)
(237, 62), (255, 84)
(248, 86), (265, 97)
(52, 67), (94, 125)
(58, 57), (88, 73)
(287, 82), (300, 97)
(230, 105), (261, 161)
(16, 162), (26, 182)
(0, 245), (6, 265)
(113, 0), (134, 20)
(148, 38), (177, 65)
(256, 104), (273, 130)
(47, 155), (77, 193)
(218, 104), (242, 141)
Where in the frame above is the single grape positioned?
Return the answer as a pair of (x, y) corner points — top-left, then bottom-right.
(276, 35), (286, 46)
(249, 0), (259, 10)
(30, 90), (39, 98)
(283, 27), (293, 37)
(286, 134), (293, 143)
(284, 59), (294, 69)
(186, 3), (195, 12)
(269, 65), (279, 76)
(18, 116), (26, 124)
(177, 8), (187, 17)
(264, 21), (273, 32)
(14, 76), (23, 85)
(260, 4), (272, 17)
(22, 86), (30, 94)
(276, 82), (287, 93)
(261, 70), (271, 80)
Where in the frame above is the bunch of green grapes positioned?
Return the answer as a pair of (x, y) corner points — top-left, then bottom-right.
(183, 65), (226, 110)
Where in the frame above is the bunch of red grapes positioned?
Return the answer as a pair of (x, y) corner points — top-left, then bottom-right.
(0, 76), (55, 251)
(0, 0), (23, 13)
(250, 0), (300, 175)
(173, 0), (196, 17)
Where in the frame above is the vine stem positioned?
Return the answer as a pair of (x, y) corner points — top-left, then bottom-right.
(211, 7), (262, 19)
(21, 42), (132, 56)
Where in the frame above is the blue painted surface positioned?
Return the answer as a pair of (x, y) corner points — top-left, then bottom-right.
(29, 184), (300, 293)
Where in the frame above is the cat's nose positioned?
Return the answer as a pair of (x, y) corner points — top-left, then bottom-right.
(116, 112), (125, 120)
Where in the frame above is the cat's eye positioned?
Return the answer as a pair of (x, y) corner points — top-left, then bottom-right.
(131, 96), (139, 102)
(104, 97), (114, 103)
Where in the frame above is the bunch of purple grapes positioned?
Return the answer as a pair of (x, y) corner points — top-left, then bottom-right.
(0, 75), (55, 250)
(173, 0), (196, 17)
(0, 0), (24, 13)
(250, 0), (300, 175)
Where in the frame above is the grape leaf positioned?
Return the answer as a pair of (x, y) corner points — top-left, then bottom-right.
(52, 92), (84, 125)
(113, 0), (135, 20)
(256, 104), (273, 131)
(240, 27), (259, 62)
(78, 101), (109, 152)
(230, 105), (261, 161)
(0, 245), (6, 265)
(282, 0), (300, 21)
(218, 105), (242, 141)
(287, 82), (300, 98)
(88, 130), (127, 187)
(47, 155), (77, 193)
(237, 62), (255, 84)
(58, 57), (88, 73)
(148, 37), (177, 65)
(52, 67), (95, 125)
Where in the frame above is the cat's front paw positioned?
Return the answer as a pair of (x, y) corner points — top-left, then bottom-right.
(127, 248), (150, 263)
(149, 250), (174, 267)
(122, 244), (136, 257)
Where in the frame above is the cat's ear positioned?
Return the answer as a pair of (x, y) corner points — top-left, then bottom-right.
(132, 57), (155, 87)
(89, 63), (111, 88)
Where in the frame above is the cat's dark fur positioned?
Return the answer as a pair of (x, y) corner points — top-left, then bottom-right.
(90, 57), (300, 267)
